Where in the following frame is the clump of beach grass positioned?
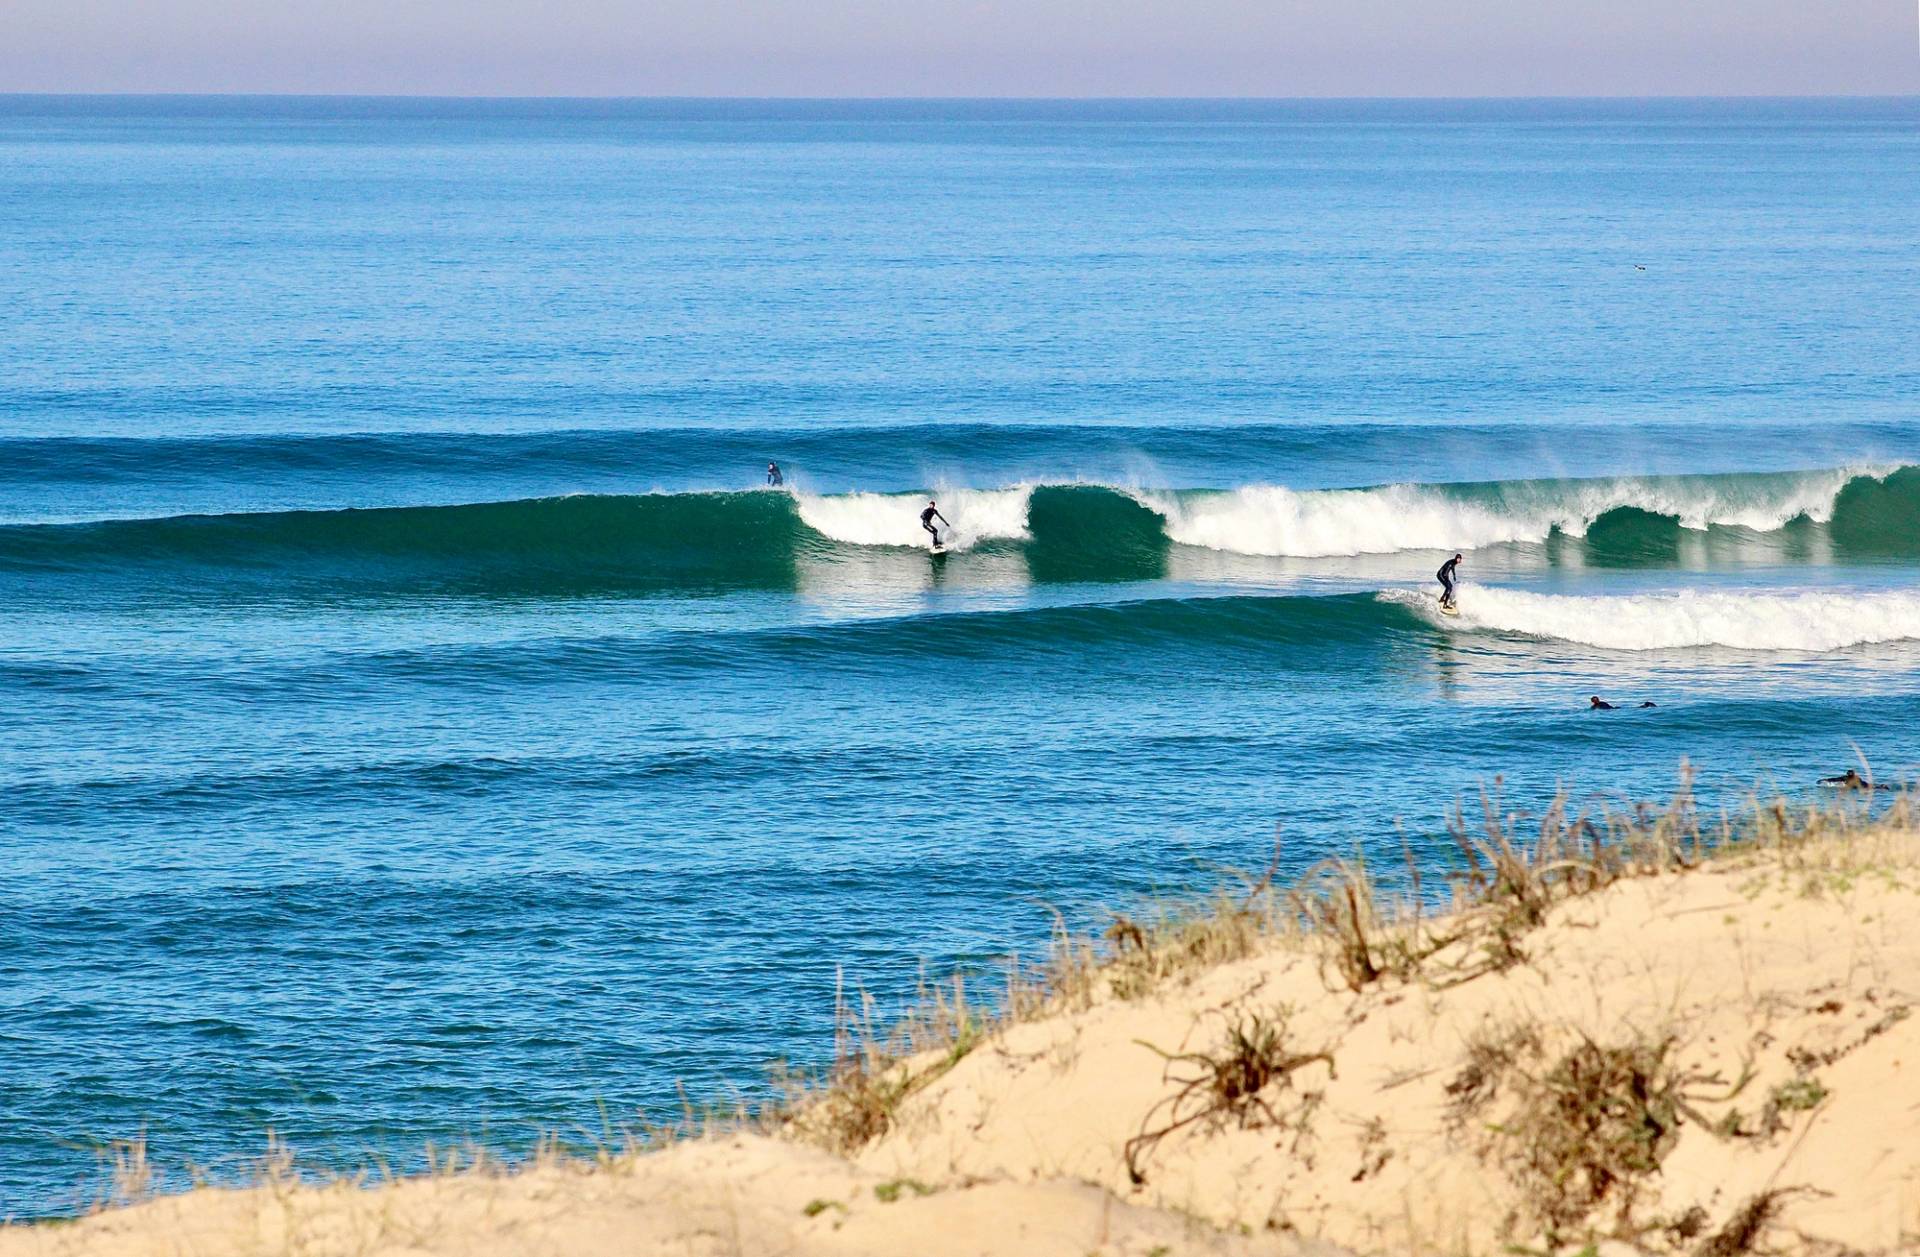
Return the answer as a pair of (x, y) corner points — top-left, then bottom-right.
(93, 1134), (152, 1212)
(1123, 1007), (1334, 1185)
(1500, 1032), (1686, 1239)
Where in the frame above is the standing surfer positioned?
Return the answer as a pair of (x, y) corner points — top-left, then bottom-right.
(766, 462), (783, 487)
(1436, 553), (1462, 610)
(920, 499), (951, 550)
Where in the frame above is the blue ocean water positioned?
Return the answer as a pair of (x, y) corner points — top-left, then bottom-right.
(2, 96), (1919, 1216)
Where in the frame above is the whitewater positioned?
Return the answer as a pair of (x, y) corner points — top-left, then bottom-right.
(1134, 466), (1893, 558)
(1383, 586), (1920, 652)
(728, 465), (1904, 559)
(792, 487), (1034, 551)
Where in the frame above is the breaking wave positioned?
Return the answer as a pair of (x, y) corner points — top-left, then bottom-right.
(1, 466), (1913, 598)
(1135, 465), (1894, 558)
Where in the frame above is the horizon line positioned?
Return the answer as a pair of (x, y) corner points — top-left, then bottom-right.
(4, 90), (1919, 103)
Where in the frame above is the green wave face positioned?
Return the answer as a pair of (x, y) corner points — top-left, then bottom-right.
(1831, 466), (1920, 556)
(0, 493), (810, 597)
(1022, 486), (1172, 583)
(2, 467), (1915, 600)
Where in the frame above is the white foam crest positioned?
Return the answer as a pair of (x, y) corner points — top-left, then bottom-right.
(1383, 586), (1920, 652)
(1135, 467), (1889, 559)
(1138, 484), (1541, 557)
(792, 487), (1032, 551)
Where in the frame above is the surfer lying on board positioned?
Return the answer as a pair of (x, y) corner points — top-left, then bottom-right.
(1436, 553), (1462, 609)
(1590, 696), (1657, 710)
(1821, 769), (1892, 790)
(921, 500), (951, 549)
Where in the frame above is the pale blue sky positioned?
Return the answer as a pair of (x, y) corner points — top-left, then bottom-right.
(6, 0), (1918, 97)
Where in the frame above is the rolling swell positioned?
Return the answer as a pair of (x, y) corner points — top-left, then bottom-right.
(1, 467), (1915, 600)
(657, 592), (1419, 669)
(0, 594), (1433, 705)
(0, 493), (808, 598)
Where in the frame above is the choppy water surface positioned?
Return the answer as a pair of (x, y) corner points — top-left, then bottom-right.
(3, 96), (1919, 1216)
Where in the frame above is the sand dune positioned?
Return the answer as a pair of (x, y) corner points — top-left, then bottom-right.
(8, 801), (1917, 1255)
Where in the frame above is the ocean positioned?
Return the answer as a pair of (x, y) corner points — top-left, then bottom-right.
(2, 95), (1917, 1216)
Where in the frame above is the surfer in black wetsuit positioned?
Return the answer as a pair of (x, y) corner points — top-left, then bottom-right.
(1589, 696), (1657, 710)
(766, 462), (783, 487)
(1437, 553), (1462, 609)
(920, 500), (951, 549)
(1821, 769), (1890, 790)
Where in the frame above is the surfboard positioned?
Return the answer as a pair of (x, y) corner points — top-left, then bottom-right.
(1437, 600), (1460, 617)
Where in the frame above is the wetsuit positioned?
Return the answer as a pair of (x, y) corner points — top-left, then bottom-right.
(921, 506), (947, 546)
(1436, 557), (1460, 607)
(766, 464), (783, 486)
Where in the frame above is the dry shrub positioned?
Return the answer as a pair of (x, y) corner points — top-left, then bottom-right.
(1503, 1034), (1684, 1239)
(1289, 858), (1388, 990)
(1124, 1009), (1333, 1185)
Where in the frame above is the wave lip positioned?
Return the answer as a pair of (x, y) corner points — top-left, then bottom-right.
(1137, 466), (1897, 559)
(1389, 585), (1920, 651)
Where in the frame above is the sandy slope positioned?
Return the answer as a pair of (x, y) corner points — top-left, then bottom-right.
(6, 825), (1917, 1255)
(0, 1135), (1337, 1257)
(855, 827), (1920, 1254)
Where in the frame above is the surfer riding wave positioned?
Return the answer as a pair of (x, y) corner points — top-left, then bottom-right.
(921, 500), (951, 550)
(1437, 553), (1462, 610)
